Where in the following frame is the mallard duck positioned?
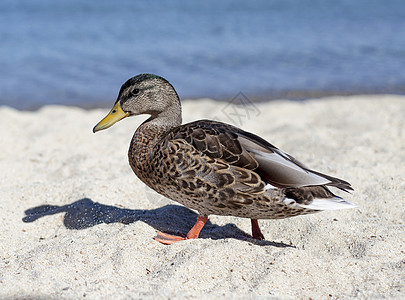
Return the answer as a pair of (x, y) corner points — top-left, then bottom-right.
(93, 74), (355, 244)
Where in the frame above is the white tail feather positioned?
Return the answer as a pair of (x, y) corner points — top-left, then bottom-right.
(297, 197), (357, 210)
(265, 183), (278, 190)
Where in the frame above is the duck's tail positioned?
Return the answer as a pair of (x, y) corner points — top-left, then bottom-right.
(295, 195), (357, 210)
(282, 185), (357, 211)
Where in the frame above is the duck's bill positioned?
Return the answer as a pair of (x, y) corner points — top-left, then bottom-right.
(93, 101), (129, 133)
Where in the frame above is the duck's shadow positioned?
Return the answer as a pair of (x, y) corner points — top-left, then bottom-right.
(23, 198), (293, 248)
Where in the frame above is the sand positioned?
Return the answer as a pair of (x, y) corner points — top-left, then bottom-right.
(1, 95), (404, 299)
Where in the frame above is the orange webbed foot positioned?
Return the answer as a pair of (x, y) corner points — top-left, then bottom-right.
(154, 231), (187, 245)
(154, 215), (208, 245)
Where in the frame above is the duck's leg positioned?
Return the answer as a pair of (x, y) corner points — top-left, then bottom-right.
(154, 215), (208, 245)
(251, 219), (264, 240)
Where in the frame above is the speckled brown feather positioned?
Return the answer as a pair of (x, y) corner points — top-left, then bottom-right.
(127, 119), (352, 219)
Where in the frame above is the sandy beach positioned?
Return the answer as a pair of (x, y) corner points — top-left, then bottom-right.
(1, 95), (404, 299)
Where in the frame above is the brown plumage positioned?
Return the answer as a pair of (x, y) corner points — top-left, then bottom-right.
(93, 73), (355, 244)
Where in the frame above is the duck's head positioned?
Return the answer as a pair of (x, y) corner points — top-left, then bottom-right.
(93, 74), (181, 133)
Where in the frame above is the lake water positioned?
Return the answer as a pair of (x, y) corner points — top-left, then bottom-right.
(1, 0), (405, 109)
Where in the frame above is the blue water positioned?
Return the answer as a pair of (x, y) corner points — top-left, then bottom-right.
(1, 0), (405, 109)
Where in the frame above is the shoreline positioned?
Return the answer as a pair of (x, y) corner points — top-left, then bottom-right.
(2, 90), (405, 111)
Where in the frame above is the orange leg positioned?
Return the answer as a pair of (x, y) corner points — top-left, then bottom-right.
(251, 219), (264, 240)
(154, 215), (208, 245)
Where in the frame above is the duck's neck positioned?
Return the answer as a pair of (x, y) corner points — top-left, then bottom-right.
(128, 107), (182, 183)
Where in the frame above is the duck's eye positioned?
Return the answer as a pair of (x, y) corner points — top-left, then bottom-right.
(131, 88), (140, 96)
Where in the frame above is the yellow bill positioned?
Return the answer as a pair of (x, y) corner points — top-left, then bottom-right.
(93, 101), (129, 133)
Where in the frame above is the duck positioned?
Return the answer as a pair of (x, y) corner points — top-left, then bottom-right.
(93, 73), (355, 245)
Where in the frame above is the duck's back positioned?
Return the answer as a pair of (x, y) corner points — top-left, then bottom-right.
(129, 120), (353, 219)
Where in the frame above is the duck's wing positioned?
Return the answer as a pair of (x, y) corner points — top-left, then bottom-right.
(235, 128), (353, 192)
(161, 122), (266, 210)
(170, 120), (352, 193)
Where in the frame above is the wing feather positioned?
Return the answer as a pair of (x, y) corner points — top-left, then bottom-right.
(168, 120), (352, 192)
